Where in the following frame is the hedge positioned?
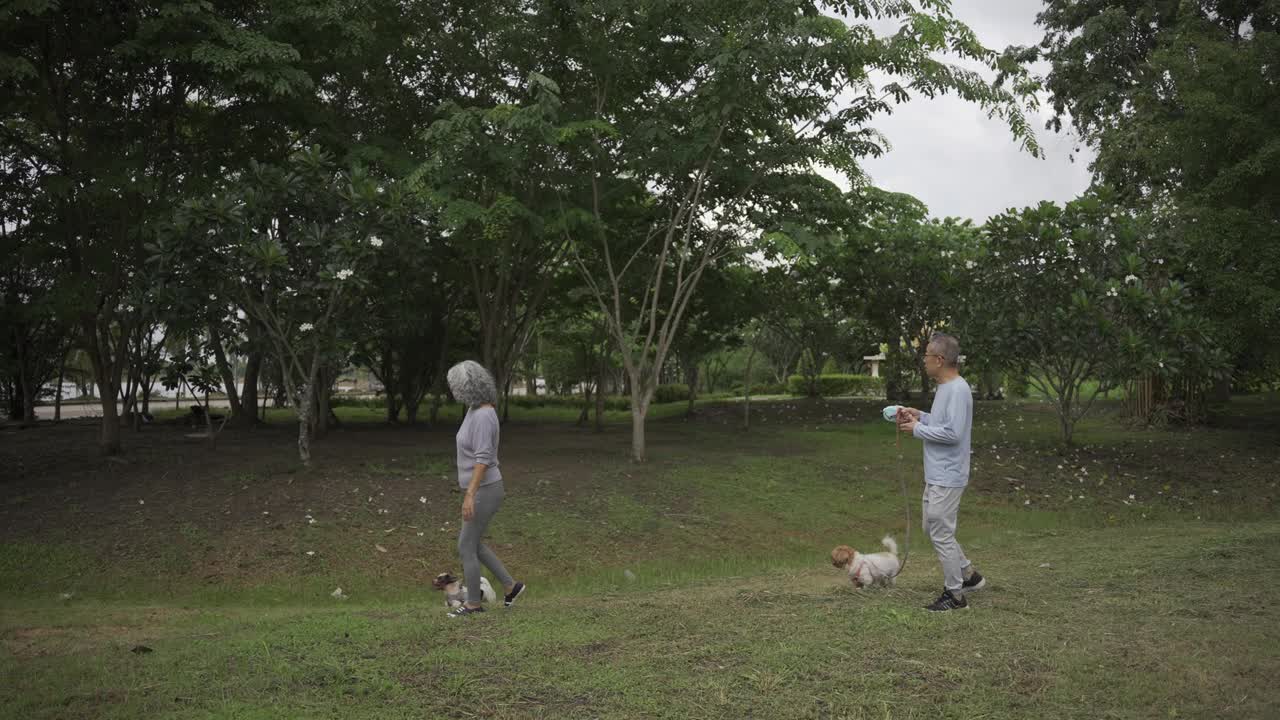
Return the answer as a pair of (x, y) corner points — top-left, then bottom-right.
(731, 382), (788, 396)
(653, 383), (691, 404)
(787, 374), (886, 397)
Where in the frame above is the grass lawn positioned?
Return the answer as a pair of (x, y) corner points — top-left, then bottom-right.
(2, 395), (1278, 718)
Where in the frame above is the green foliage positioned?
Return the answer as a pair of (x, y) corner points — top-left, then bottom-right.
(962, 192), (1225, 444)
(1033, 0), (1280, 386)
(786, 374), (884, 398)
(653, 384), (691, 404)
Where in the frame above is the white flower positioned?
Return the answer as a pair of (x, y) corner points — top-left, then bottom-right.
(209, 294), (217, 301)
(965, 260), (976, 270)
(1124, 274), (1139, 285)
(419, 496), (427, 504)
(299, 323), (315, 332)
(306, 551), (315, 557)
(336, 269), (354, 280)
(1128, 494), (1136, 500)
(369, 236), (383, 248)
(1158, 361), (1165, 368)
(1156, 258), (1164, 265)
(125, 305), (135, 312)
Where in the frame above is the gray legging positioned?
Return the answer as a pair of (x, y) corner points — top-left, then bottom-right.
(458, 482), (514, 603)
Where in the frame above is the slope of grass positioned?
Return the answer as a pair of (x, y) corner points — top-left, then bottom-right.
(3, 395), (1278, 718)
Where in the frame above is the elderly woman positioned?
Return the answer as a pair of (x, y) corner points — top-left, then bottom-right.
(445, 360), (525, 617)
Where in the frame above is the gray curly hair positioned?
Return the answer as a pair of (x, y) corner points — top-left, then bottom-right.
(447, 360), (498, 408)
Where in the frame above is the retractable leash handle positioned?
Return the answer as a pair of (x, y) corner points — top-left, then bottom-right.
(881, 405), (912, 578)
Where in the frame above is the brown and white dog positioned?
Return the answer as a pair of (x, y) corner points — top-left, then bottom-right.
(432, 572), (497, 608)
(831, 536), (900, 588)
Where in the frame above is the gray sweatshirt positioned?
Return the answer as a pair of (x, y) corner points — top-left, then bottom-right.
(455, 406), (502, 489)
(912, 376), (973, 488)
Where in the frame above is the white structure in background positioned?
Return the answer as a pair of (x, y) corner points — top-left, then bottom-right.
(863, 352), (885, 378)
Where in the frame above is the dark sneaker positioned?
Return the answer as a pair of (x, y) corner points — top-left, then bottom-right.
(925, 589), (969, 612)
(447, 605), (485, 618)
(504, 582), (526, 608)
(962, 570), (987, 592)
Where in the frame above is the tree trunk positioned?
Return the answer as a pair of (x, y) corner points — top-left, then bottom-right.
(630, 402), (647, 462)
(296, 382), (313, 465)
(386, 391), (402, 423)
(84, 320), (123, 455)
(525, 374), (537, 397)
(209, 324), (244, 421)
(628, 371), (653, 462)
(241, 350), (262, 424)
(405, 395), (421, 424)
(685, 364), (699, 417)
(594, 355), (606, 433)
(54, 355), (66, 422)
(138, 379), (149, 416)
(1209, 374), (1231, 404)
(743, 346), (757, 431)
(98, 384), (122, 454)
(20, 380), (36, 425)
(577, 382), (591, 427)
(316, 370), (332, 437)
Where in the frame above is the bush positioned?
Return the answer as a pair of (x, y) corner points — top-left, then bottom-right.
(329, 396), (385, 409)
(732, 382), (788, 396)
(787, 374), (885, 397)
(507, 394), (631, 412)
(653, 384), (691, 404)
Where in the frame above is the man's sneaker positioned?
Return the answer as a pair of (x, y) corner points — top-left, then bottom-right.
(504, 582), (526, 608)
(925, 589), (969, 612)
(447, 604), (485, 618)
(962, 569), (987, 592)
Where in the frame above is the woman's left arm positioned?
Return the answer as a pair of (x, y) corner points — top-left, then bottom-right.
(462, 410), (498, 521)
(462, 463), (485, 521)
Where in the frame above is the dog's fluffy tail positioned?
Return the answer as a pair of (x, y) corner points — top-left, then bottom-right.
(479, 576), (498, 604)
(881, 535), (898, 557)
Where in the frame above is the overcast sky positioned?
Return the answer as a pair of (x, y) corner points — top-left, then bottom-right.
(824, 0), (1095, 222)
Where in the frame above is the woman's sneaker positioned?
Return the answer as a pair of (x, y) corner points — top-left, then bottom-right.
(962, 569), (987, 592)
(925, 589), (969, 612)
(504, 582), (526, 608)
(447, 605), (485, 618)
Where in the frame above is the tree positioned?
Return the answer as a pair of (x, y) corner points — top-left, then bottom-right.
(832, 188), (981, 398)
(417, 70), (574, 416)
(967, 193), (1223, 445)
(550, 0), (1041, 460)
(0, 0), (326, 453)
(670, 262), (757, 415)
(162, 148), (390, 463)
(758, 259), (872, 397)
(1028, 0), (1280, 394)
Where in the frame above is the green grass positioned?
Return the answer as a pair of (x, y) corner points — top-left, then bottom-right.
(3, 396), (1278, 718)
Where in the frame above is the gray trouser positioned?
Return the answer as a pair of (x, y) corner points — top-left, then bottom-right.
(458, 482), (514, 602)
(922, 483), (971, 595)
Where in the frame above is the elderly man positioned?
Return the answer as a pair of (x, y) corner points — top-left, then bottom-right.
(897, 333), (985, 611)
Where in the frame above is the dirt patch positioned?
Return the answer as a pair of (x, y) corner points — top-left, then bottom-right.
(4, 624), (147, 659)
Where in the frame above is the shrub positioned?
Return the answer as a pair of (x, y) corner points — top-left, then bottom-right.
(653, 383), (691, 404)
(507, 394), (631, 411)
(787, 374), (885, 397)
(733, 382), (788, 396)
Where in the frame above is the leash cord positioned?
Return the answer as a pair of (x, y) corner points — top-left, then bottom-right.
(892, 421), (911, 578)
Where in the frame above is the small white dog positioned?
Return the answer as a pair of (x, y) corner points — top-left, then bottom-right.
(831, 536), (901, 588)
(432, 572), (497, 608)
